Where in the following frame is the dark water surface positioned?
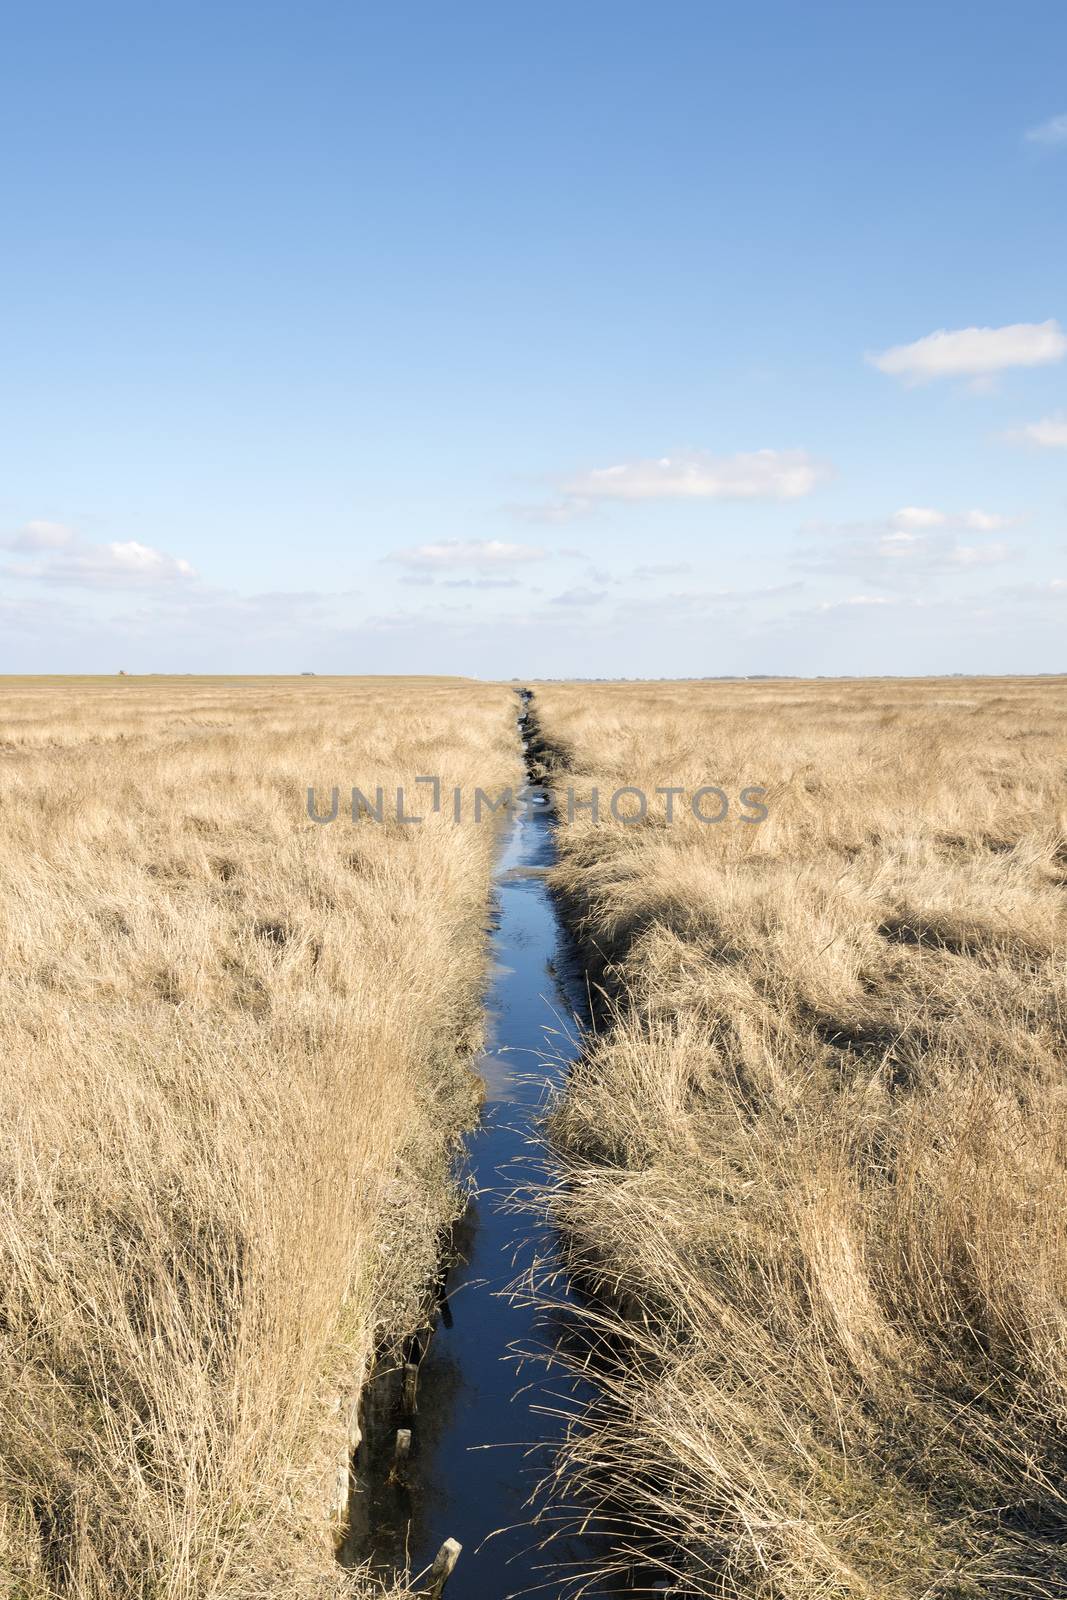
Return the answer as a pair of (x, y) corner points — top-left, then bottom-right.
(343, 763), (605, 1598)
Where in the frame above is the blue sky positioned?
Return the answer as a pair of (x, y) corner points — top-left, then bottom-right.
(2, 1), (1066, 676)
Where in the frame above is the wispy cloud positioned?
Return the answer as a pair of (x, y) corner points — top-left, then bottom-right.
(550, 585), (607, 607)
(615, 581), (803, 620)
(563, 448), (831, 503)
(122, 588), (340, 636)
(386, 538), (547, 569)
(503, 498), (593, 526)
(631, 560), (693, 578)
(889, 506), (1015, 532)
(442, 575), (523, 589)
(1005, 412), (1067, 448)
(958, 509), (1015, 531)
(815, 594), (896, 612)
(2, 523), (197, 589)
(775, 580), (1067, 657)
(950, 543), (1012, 567)
(0, 592), (88, 633)
(869, 320), (1066, 384)
(0, 585), (356, 665)
(9, 520), (77, 551)
(798, 507), (1018, 586)
(398, 571), (524, 590)
(889, 506), (949, 530)
(1025, 112), (1067, 146)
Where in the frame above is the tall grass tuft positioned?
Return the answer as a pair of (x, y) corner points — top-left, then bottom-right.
(0, 675), (520, 1600)
(531, 677), (1067, 1600)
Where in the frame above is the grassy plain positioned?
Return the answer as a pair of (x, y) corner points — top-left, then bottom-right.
(530, 678), (1067, 1600)
(0, 676), (520, 1600)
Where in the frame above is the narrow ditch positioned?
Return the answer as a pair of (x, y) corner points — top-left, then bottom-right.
(340, 689), (620, 1598)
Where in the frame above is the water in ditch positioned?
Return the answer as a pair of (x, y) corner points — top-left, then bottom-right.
(342, 727), (610, 1597)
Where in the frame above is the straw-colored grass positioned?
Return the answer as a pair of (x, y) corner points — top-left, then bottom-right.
(0, 676), (520, 1600)
(529, 678), (1067, 1599)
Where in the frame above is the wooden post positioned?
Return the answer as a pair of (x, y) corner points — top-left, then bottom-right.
(425, 1537), (461, 1597)
(402, 1361), (419, 1415)
(330, 1458), (350, 1523)
(389, 1427), (411, 1483)
(346, 1397), (362, 1453)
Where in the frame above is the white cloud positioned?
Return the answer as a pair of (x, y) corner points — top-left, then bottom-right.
(869, 320), (1067, 383)
(387, 538), (547, 568)
(563, 448), (830, 503)
(1025, 113), (1067, 145)
(3, 524), (197, 589)
(79, 542), (196, 583)
(1008, 412), (1067, 448)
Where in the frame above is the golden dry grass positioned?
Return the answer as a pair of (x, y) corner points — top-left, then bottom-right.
(529, 678), (1067, 1600)
(0, 676), (520, 1600)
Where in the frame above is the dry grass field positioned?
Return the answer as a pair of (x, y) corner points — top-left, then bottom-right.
(0, 676), (520, 1600)
(529, 679), (1067, 1600)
